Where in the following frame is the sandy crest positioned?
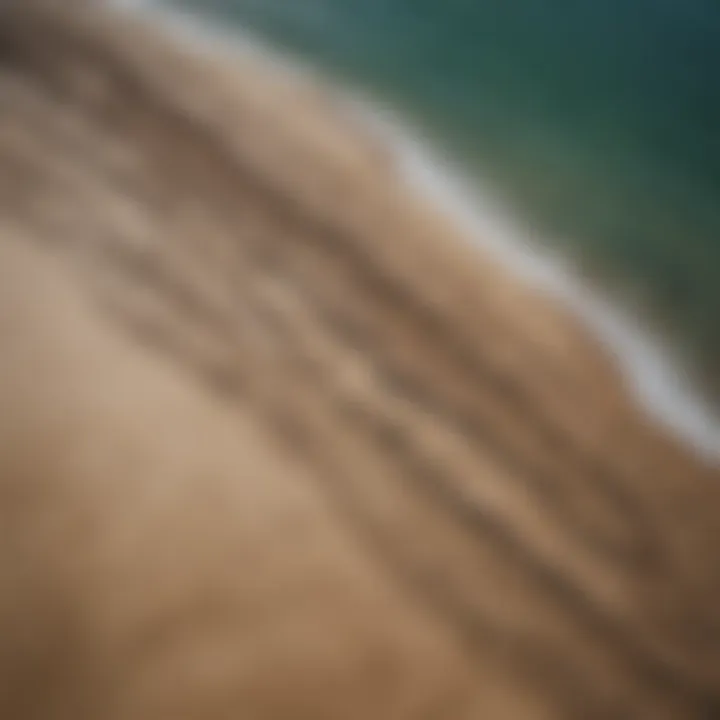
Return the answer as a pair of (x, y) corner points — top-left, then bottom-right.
(0, 2), (718, 719)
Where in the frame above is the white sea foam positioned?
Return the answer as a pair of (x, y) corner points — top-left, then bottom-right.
(113, 0), (720, 461)
(361, 109), (720, 461)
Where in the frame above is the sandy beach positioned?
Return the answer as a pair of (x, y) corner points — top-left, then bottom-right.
(0, 2), (719, 718)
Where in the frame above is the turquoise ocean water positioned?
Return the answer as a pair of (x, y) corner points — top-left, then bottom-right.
(160, 0), (720, 428)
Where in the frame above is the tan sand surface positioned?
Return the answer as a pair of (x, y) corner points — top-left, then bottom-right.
(0, 3), (718, 718)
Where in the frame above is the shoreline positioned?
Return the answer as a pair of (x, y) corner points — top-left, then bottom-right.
(375, 115), (720, 461)
(115, 0), (720, 461)
(3, 5), (720, 716)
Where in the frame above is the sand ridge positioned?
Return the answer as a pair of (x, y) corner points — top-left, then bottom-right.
(0, 2), (719, 718)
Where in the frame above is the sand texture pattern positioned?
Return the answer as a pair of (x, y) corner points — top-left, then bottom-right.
(0, 3), (719, 718)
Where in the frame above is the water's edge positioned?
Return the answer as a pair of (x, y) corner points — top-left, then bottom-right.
(115, 0), (720, 461)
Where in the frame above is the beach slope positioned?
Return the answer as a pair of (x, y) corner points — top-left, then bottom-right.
(0, 2), (719, 718)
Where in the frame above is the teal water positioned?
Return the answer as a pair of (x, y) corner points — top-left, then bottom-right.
(166, 0), (720, 400)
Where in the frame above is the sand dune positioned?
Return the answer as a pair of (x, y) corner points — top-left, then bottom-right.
(0, 2), (719, 718)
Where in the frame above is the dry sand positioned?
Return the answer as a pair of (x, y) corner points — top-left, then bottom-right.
(0, 2), (718, 718)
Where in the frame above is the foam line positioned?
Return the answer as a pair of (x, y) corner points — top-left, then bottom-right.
(111, 0), (720, 461)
